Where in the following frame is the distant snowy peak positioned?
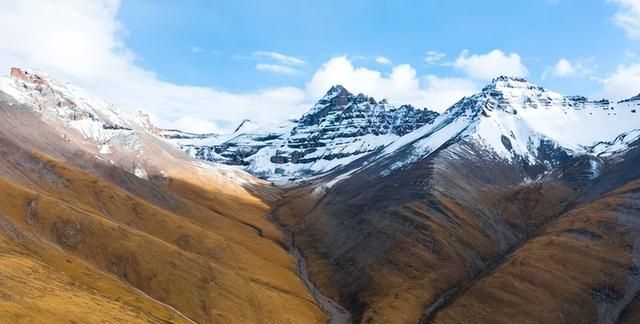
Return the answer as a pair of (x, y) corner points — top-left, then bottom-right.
(164, 80), (638, 183)
(162, 85), (440, 181)
(4, 68), (129, 127)
(298, 84), (438, 133)
(0, 68), (162, 155)
(434, 76), (640, 163)
(448, 76), (611, 119)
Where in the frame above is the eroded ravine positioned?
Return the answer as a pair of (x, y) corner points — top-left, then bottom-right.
(267, 213), (351, 324)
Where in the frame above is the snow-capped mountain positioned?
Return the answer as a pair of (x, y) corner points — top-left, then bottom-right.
(165, 77), (639, 183)
(6, 67), (635, 185)
(165, 84), (439, 181)
(0, 68), (257, 184)
(0, 68), (156, 154)
(274, 79), (640, 324)
(371, 76), (640, 177)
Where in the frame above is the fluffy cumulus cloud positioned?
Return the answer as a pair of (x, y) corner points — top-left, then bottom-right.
(0, 0), (308, 133)
(553, 58), (576, 76)
(599, 63), (640, 100)
(453, 49), (528, 80)
(542, 57), (595, 79)
(306, 56), (477, 111)
(0, 1), (500, 132)
(609, 0), (640, 39)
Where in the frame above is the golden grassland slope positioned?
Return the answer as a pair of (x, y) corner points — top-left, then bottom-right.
(431, 179), (640, 324)
(0, 100), (326, 323)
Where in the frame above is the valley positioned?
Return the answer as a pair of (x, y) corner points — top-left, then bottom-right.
(0, 68), (639, 323)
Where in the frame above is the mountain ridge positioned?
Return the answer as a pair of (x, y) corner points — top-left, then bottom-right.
(165, 76), (639, 186)
(1, 67), (640, 323)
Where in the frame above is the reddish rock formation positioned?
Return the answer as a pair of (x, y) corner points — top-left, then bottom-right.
(10, 67), (27, 81)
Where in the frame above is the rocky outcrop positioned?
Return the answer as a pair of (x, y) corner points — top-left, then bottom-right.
(166, 85), (439, 180)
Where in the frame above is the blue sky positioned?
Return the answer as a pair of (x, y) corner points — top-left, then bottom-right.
(1, 0), (639, 132)
(116, 0), (636, 95)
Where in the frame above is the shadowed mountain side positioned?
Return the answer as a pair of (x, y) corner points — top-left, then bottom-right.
(423, 143), (640, 324)
(273, 137), (628, 323)
(430, 178), (640, 324)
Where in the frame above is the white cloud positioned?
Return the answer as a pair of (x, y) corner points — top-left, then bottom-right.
(609, 0), (640, 39)
(0, 0), (308, 133)
(252, 51), (305, 66)
(598, 63), (640, 100)
(255, 63), (298, 75)
(306, 56), (477, 111)
(172, 116), (223, 134)
(553, 58), (575, 76)
(424, 51), (446, 65)
(375, 56), (391, 65)
(0, 1), (484, 133)
(251, 51), (305, 75)
(453, 49), (528, 80)
(542, 57), (595, 79)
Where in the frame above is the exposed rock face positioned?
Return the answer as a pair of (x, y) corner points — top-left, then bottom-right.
(268, 77), (640, 323)
(1, 66), (640, 324)
(164, 85), (439, 181)
(10, 67), (27, 81)
(165, 77), (639, 184)
(279, 86), (438, 165)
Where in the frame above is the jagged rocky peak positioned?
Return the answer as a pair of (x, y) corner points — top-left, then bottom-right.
(167, 84), (442, 179)
(323, 84), (351, 103)
(299, 84), (437, 129)
(299, 84), (354, 126)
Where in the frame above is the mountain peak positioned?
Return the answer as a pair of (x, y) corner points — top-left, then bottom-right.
(324, 84), (351, 98)
(492, 75), (529, 83)
(485, 76), (541, 92)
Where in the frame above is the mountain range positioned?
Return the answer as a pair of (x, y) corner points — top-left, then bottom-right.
(165, 76), (639, 185)
(0, 67), (639, 323)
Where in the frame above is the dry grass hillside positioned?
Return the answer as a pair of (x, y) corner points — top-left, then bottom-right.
(274, 139), (640, 323)
(0, 99), (326, 323)
(432, 179), (640, 324)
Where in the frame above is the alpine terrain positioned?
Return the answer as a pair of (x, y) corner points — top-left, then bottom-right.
(1, 67), (639, 324)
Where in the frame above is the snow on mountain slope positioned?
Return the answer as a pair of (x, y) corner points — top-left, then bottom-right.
(0, 68), (153, 151)
(368, 76), (640, 177)
(467, 77), (639, 160)
(164, 85), (439, 182)
(0, 68), (260, 186)
(160, 77), (638, 184)
(162, 120), (296, 167)
(10, 66), (634, 186)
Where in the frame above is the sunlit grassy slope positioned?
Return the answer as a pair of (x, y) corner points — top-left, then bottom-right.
(0, 100), (326, 323)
